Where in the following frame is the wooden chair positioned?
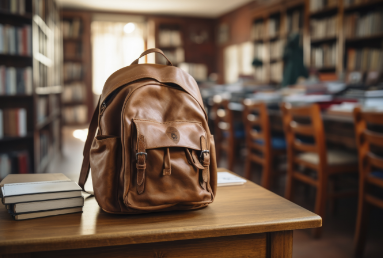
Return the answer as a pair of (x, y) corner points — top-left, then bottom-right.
(353, 107), (383, 257)
(212, 97), (244, 171)
(242, 100), (286, 189)
(282, 103), (358, 238)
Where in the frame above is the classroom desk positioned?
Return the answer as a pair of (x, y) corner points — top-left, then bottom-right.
(220, 102), (356, 149)
(0, 169), (321, 258)
(228, 102), (354, 123)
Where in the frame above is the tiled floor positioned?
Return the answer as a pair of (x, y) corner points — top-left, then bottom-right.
(49, 127), (383, 258)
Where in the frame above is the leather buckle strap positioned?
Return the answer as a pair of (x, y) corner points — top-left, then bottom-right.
(200, 136), (210, 189)
(163, 147), (171, 176)
(136, 152), (147, 160)
(200, 150), (210, 159)
(136, 135), (146, 194)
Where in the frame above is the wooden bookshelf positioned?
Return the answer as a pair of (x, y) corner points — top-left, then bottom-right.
(60, 11), (93, 126)
(250, 1), (305, 84)
(216, 0), (383, 84)
(308, 0), (383, 76)
(0, 0), (62, 177)
(150, 17), (216, 81)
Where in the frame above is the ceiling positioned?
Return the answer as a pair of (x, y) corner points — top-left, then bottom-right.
(56, 0), (254, 18)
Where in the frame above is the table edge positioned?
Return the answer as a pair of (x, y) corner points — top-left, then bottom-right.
(0, 214), (321, 254)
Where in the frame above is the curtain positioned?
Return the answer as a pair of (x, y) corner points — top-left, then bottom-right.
(91, 21), (145, 95)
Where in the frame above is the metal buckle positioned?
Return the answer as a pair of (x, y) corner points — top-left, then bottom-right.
(200, 150), (210, 158)
(136, 152), (147, 160)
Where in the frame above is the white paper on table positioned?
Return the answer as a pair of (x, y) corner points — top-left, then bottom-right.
(217, 172), (247, 187)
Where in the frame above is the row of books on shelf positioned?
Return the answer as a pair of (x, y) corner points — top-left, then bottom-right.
(310, 16), (338, 39)
(270, 62), (283, 83)
(251, 21), (264, 41)
(40, 131), (50, 162)
(62, 18), (82, 39)
(309, 0), (338, 12)
(268, 17), (280, 38)
(343, 0), (371, 7)
(347, 48), (383, 72)
(344, 10), (383, 38)
(160, 48), (184, 65)
(0, 66), (32, 95)
(254, 43), (265, 61)
(251, 10), (303, 40)
(62, 82), (86, 103)
(34, 0), (49, 22)
(64, 41), (82, 60)
(63, 105), (87, 124)
(0, 108), (27, 138)
(286, 9), (302, 35)
(38, 62), (48, 88)
(36, 95), (60, 123)
(270, 40), (285, 60)
(311, 44), (336, 68)
(37, 97), (48, 123)
(63, 62), (83, 81)
(37, 28), (48, 57)
(0, 151), (30, 180)
(158, 29), (182, 47)
(1, 174), (84, 221)
(178, 63), (207, 82)
(0, 24), (32, 56)
(0, 0), (27, 15)
(254, 67), (265, 83)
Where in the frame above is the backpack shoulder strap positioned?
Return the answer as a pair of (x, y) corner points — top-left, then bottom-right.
(78, 98), (100, 190)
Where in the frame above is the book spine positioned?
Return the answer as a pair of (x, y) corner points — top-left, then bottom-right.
(0, 66), (4, 94)
(0, 24), (3, 54)
(0, 109), (3, 139)
(19, 108), (26, 136)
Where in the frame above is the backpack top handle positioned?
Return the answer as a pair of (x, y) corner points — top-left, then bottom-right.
(130, 48), (173, 66)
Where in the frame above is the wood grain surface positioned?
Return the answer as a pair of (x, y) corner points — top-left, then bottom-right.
(31, 233), (267, 258)
(0, 169), (321, 255)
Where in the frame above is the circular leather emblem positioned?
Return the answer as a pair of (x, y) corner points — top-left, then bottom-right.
(166, 126), (180, 144)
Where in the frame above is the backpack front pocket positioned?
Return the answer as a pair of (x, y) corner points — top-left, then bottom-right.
(126, 119), (213, 210)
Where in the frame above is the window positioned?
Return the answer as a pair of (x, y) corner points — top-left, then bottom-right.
(91, 20), (146, 95)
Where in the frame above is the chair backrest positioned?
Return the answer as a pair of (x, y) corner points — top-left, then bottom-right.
(353, 107), (383, 186)
(212, 96), (234, 143)
(281, 103), (327, 168)
(242, 100), (271, 156)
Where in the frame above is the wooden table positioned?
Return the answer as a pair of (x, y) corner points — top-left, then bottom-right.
(0, 170), (321, 258)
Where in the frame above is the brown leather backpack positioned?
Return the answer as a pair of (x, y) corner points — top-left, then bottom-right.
(79, 48), (217, 214)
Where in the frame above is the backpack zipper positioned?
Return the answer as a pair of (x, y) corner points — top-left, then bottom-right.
(100, 102), (107, 116)
(100, 90), (118, 116)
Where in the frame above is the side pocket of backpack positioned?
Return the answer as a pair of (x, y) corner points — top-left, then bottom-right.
(209, 135), (218, 198)
(90, 135), (121, 213)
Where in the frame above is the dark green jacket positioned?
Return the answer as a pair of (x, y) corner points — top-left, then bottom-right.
(282, 34), (308, 87)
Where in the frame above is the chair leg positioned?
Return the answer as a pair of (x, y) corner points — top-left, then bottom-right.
(228, 138), (235, 171)
(285, 167), (294, 201)
(261, 159), (272, 189)
(215, 136), (221, 167)
(244, 153), (252, 180)
(354, 182), (370, 257)
(313, 175), (328, 238)
(328, 177), (337, 216)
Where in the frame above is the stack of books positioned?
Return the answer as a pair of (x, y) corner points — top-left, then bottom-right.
(1, 173), (84, 220)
